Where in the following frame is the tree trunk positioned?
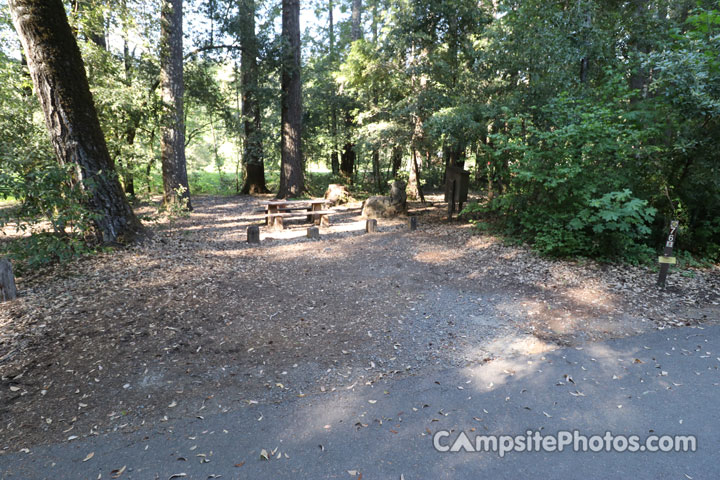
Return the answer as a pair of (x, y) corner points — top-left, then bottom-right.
(120, 1), (135, 198)
(391, 146), (402, 178)
(160, 0), (192, 209)
(340, 142), (356, 181)
(278, 0), (304, 197)
(372, 149), (382, 192)
(579, 4), (592, 84)
(9, 0), (140, 243)
(329, 0), (339, 176)
(330, 150), (340, 176)
(408, 149), (425, 203)
(408, 41), (427, 204)
(239, 0), (269, 194)
(339, 0), (363, 183)
(351, 0), (363, 41)
(628, 0), (650, 99)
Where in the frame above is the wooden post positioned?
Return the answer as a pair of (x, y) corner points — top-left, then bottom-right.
(366, 219), (378, 233)
(407, 217), (417, 231)
(657, 220), (679, 288)
(247, 225), (261, 244)
(0, 258), (17, 302)
(307, 226), (320, 239)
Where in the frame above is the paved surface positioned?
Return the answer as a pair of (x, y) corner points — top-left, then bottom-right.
(2, 325), (719, 479)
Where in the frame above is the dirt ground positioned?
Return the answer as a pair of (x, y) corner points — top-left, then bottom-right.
(1, 194), (718, 452)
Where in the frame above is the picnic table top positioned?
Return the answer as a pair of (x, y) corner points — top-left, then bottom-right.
(263, 199), (330, 206)
(265, 209), (334, 217)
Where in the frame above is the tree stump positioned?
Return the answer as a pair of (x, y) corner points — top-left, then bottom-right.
(270, 216), (284, 231)
(407, 217), (418, 231)
(324, 184), (351, 205)
(0, 258), (17, 302)
(247, 225), (261, 244)
(307, 226), (320, 239)
(366, 219), (378, 233)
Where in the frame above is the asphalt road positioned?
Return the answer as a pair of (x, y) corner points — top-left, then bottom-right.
(2, 325), (719, 480)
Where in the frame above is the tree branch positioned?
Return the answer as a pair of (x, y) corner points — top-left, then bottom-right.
(184, 44), (242, 60)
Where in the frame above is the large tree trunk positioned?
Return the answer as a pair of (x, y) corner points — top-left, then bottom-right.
(329, 0), (339, 176)
(278, 0), (304, 197)
(160, 0), (192, 209)
(371, 149), (382, 192)
(351, 0), (363, 41)
(120, 0), (135, 198)
(409, 109), (425, 203)
(408, 42), (427, 204)
(239, 0), (269, 194)
(578, 4), (592, 84)
(340, 141), (356, 181)
(627, 0), (651, 99)
(408, 149), (424, 203)
(339, 0), (363, 183)
(391, 146), (402, 178)
(330, 149), (340, 176)
(9, 0), (140, 243)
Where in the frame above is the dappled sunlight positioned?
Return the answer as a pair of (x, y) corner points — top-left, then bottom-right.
(564, 285), (617, 311)
(461, 356), (539, 392)
(414, 247), (466, 265)
(497, 250), (521, 260)
(0, 221), (32, 240)
(488, 282), (643, 343)
(197, 248), (253, 259)
(3, 193), (716, 457)
(300, 391), (368, 436)
(583, 342), (631, 360)
(485, 333), (558, 356)
(464, 235), (500, 250)
(261, 220), (366, 243)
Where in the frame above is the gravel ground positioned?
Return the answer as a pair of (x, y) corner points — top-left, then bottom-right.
(0, 193), (718, 452)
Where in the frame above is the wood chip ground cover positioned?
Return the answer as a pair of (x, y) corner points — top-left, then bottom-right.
(0, 194), (717, 450)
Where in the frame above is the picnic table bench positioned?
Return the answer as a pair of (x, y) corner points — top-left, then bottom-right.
(262, 199), (333, 230)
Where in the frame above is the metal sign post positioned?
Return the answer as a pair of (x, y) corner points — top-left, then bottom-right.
(657, 220), (679, 288)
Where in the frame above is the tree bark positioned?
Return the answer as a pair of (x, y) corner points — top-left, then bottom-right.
(330, 150), (340, 176)
(628, 0), (650, 99)
(278, 0), (304, 197)
(340, 0), (363, 183)
(351, 0), (363, 41)
(579, 3), (592, 84)
(372, 149), (382, 192)
(120, 0), (135, 198)
(408, 41), (426, 204)
(408, 149), (424, 202)
(340, 141), (356, 181)
(9, 0), (140, 243)
(239, 0), (269, 194)
(329, 0), (339, 176)
(160, 0), (192, 209)
(391, 146), (402, 178)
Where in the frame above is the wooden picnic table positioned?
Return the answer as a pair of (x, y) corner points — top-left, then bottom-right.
(262, 199), (333, 229)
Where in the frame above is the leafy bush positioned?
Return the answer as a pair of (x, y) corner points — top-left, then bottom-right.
(0, 50), (99, 271)
(565, 189), (657, 259)
(481, 93), (663, 260)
